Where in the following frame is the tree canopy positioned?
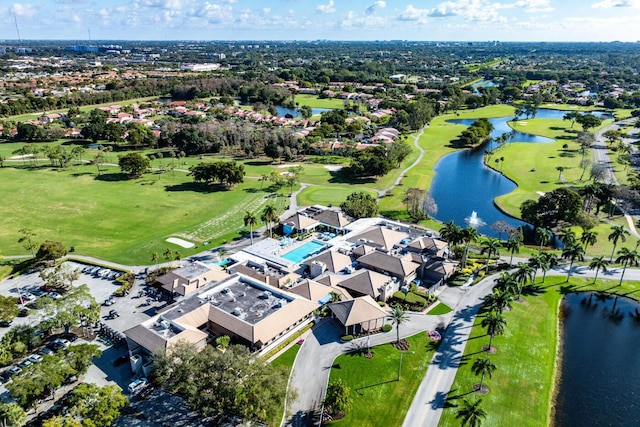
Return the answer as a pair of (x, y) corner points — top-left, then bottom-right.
(520, 187), (583, 229)
(118, 152), (150, 177)
(189, 161), (245, 187)
(341, 192), (379, 219)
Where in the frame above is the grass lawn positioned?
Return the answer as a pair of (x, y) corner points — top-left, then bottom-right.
(428, 302), (453, 315)
(0, 266), (13, 281)
(294, 94), (344, 110)
(0, 164), (288, 264)
(297, 186), (377, 207)
(326, 332), (435, 427)
(438, 275), (640, 427)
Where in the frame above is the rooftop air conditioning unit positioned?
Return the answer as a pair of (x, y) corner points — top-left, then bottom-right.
(160, 320), (170, 329)
(262, 291), (272, 299)
(232, 307), (244, 316)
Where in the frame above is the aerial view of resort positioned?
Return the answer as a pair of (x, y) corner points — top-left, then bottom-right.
(1, 0), (640, 426)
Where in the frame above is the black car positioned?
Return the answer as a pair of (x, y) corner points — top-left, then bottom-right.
(61, 333), (78, 342)
(0, 320), (13, 328)
(113, 355), (129, 366)
(18, 308), (29, 317)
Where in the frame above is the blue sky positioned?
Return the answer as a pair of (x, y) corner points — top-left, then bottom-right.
(0, 0), (638, 42)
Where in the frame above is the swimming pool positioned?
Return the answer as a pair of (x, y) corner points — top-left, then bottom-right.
(281, 240), (325, 263)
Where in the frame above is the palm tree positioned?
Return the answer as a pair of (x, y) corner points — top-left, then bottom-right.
(261, 204), (278, 238)
(535, 227), (551, 253)
(243, 211), (258, 245)
(151, 252), (159, 269)
(608, 225), (630, 262)
(483, 288), (513, 314)
(481, 311), (506, 352)
(472, 357), (496, 393)
(513, 262), (534, 299)
(480, 237), (502, 270)
(528, 254), (543, 285)
(439, 221), (464, 247)
(562, 243), (585, 281)
(560, 227), (577, 246)
(615, 247), (640, 286)
(456, 398), (487, 427)
(580, 228), (598, 250)
(461, 227), (478, 267)
(539, 252), (558, 283)
(494, 272), (518, 294)
(387, 306), (409, 345)
(503, 237), (522, 266)
(588, 255), (609, 284)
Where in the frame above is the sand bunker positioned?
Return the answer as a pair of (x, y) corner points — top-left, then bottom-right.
(324, 165), (343, 171)
(166, 237), (195, 248)
(277, 164), (300, 168)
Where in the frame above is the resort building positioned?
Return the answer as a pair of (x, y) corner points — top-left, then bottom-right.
(328, 296), (389, 335)
(347, 226), (409, 253)
(156, 262), (229, 297)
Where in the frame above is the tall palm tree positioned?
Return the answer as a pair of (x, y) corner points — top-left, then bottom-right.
(439, 221), (464, 247)
(513, 262), (534, 299)
(588, 255), (609, 284)
(560, 227), (577, 246)
(243, 211), (258, 245)
(615, 247), (640, 286)
(483, 289), (513, 314)
(261, 204), (278, 238)
(461, 227), (479, 267)
(562, 243), (585, 281)
(503, 237), (522, 266)
(540, 252), (558, 283)
(480, 237), (502, 270)
(456, 398), (487, 427)
(481, 311), (506, 351)
(387, 306), (409, 345)
(494, 272), (518, 294)
(535, 227), (551, 254)
(528, 254), (543, 284)
(472, 357), (497, 393)
(580, 228), (598, 251)
(608, 225), (630, 262)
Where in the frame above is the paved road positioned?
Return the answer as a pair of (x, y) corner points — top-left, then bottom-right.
(378, 125), (427, 200)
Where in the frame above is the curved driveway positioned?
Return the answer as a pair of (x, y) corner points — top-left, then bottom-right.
(285, 263), (640, 427)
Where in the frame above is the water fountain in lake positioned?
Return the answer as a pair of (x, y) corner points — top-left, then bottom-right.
(465, 211), (486, 228)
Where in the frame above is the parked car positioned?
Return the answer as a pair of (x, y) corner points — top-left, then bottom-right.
(18, 308), (29, 317)
(0, 320), (13, 328)
(17, 359), (32, 369)
(47, 292), (62, 300)
(7, 366), (22, 376)
(27, 354), (43, 363)
(38, 347), (54, 356)
(48, 338), (70, 351)
(19, 292), (36, 304)
(61, 333), (78, 342)
(63, 375), (77, 386)
(127, 378), (148, 394)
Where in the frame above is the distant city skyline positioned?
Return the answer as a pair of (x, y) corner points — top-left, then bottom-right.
(0, 0), (639, 42)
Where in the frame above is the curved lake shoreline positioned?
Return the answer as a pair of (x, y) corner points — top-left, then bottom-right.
(553, 292), (640, 426)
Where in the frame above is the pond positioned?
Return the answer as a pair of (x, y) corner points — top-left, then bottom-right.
(429, 109), (612, 237)
(275, 106), (331, 118)
(554, 292), (640, 426)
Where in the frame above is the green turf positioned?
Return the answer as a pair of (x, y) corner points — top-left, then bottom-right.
(438, 275), (640, 427)
(270, 344), (302, 427)
(428, 302), (453, 315)
(0, 164), (288, 265)
(294, 94), (344, 110)
(297, 186), (377, 207)
(325, 332), (435, 427)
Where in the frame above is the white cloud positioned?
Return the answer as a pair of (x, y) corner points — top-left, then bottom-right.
(316, 0), (336, 14)
(592, 0), (639, 7)
(10, 3), (37, 17)
(136, 0), (190, 9)
(514, 0), (555, 12)
(365, 1), (386, 15)
(398, 5), (430, 22)
(262, 7), (271, 15)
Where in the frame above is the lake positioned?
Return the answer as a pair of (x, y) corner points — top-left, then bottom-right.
(429, 109), (612, 237)
(554, 292), (640, 426)
(275, 106), (331, 117)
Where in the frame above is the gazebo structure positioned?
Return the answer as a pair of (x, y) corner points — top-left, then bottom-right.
(328, 295), (388, 335)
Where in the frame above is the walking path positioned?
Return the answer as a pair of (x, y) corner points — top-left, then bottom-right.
(377, 125), (427, 199)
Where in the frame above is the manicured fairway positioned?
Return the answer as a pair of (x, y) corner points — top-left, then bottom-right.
(438, 275), (640, 427)
(326, 332), (435, 427)
(294, 94), (344, 109)
(0, 164), (287, 264)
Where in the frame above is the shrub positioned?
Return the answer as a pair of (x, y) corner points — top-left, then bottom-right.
(377, 301), (386, 307)
(405, 292), (427, 307)
(413, 289), (429, 299)
(392, 291), (406, 302)
(341, 335), (354, 342)
(382, 324), (392, 332)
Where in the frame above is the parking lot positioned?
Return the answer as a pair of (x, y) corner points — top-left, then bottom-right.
(0, 261), (172, 397)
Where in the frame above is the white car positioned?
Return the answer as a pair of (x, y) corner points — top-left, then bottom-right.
(128, 377), (148, 394)
(47, 292), (62, 300)
(27, 354), (43, 363)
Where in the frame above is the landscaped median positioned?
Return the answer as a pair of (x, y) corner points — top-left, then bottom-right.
(324, 332), (436, 427)
(437, 275), (640, 426)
